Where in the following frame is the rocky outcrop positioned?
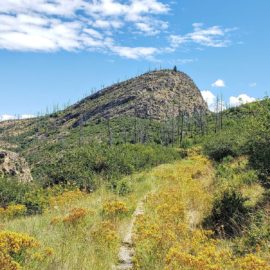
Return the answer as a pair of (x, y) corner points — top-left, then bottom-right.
(0, 150), (33, 183)
(60, 69), (208, 127)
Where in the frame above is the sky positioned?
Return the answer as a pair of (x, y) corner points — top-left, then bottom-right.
(0, 0), (269, 119)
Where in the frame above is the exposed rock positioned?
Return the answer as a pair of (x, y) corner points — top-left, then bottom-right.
(0, 149), (33, 183)
(60, 70), (208, 127)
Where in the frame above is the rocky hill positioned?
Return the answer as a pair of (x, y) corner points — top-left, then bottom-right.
(0, 149), (33, 182)
(59, 69), (208, 128)
(0, 69), (208, 153)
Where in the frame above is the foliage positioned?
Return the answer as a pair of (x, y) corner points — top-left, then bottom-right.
(134, 154), (214, 269)
(34, 143), (182, 190)
(0, 177), (30, 208)
(62, 208), (88, 226)
(0, 231), (39, 270)
(0, 204), (27, 220)
(203, 128), (247, 161)
(102, 200), (128, 218)
(91, 221), (119, 247)
(133, 154), (270, 270)
(247, 99), (270, 181)
(204, 190), (250, 237)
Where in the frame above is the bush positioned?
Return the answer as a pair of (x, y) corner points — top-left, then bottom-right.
(115, 179), (133, 196)
(239, 99), (270, 187)
(34, 143), (182, 190)
(204, 190), (250, 237)
(0, 177), (50, 215)
(0, 177), (30, 208)
(203, 130), (246, 162)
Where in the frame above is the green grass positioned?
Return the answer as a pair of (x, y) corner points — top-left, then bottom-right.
(2, 164), (161, 270)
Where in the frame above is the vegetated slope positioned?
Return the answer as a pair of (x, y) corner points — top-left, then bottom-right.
(3, 150), (270, 270)
(0, 69), (207, 146)
(0, 69), (208, 187)
(133, 151), (270, 269)
(59, 69), (207, 127)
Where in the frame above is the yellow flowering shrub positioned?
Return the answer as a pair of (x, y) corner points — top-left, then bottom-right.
(0, 231), (39, 270)
(62, 208), (88, 225)
(49, 190), (85, 208)
(50, 208), (95, 226)
(133, 154), (270, 270)
(91, 220), (119, 247)
(102, 200), (128, 218)
(31, 247), (55, 262)
(236, 254), (270, 270)
(0, 205), (27, 220)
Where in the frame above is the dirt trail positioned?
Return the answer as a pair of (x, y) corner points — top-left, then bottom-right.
(113, 200), (144, 270)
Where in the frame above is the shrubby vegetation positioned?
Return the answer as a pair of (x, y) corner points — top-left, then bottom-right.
(33, 143), (183, 189)
(204, 190), (249, 237)
(203, 99), (270, 180)
(0, 143), (183, 217)
(2, 97), (270, 269)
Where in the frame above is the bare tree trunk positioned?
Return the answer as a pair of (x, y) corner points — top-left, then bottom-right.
(107, 118), (113, 146)
(215, 96), (220, 133)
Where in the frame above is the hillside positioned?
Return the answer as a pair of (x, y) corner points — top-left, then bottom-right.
(0, 69), (208, 180)
(60, 69), (208, 127)
(1, 72), (270, 270)
(0, 70), (207, 148)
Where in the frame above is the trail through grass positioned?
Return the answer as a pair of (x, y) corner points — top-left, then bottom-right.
(2, 149), (270, 270)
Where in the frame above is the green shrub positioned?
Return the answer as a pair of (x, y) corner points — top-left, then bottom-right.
(115, 179), (133, 196)
(0, 177), (30, 207)
(204, 190), (250, 237)
(203, 129), (247, 162)
(33, 143), (182, 190)
(0, 177), (49, 214)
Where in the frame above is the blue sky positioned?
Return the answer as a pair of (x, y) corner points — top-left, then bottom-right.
(0, 0), (269, 119)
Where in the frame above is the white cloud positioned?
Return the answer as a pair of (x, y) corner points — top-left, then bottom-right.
(212, 79), (226, 88)
(0, 114), (35, 121)
(201, 90), (227, 112)
(202, 91), (256, 111)
(20, 114), (36, 119)
(0, 114), (16, 121)
(229, 94), (256, 107)
(135, 19), (168, 36)
(109, 45), (158, 59)
(0, 0), (170, 58)
(201, 90), (216, 112)
(170, 23), (235, 49)
(0, 2), (236, 59)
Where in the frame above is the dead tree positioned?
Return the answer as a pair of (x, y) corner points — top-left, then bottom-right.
(107, 118), (113, 146)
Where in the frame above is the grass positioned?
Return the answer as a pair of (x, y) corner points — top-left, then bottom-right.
(2, 149), (270, 270)
(1, 163), (161, 269)
(133, 150), (270, 270)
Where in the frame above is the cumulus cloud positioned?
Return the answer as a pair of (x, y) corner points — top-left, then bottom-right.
(0, 114), (16, 121)
(170, 23), (234, 49)
(212, 79), (226, 88)
(0, 0), (170, 59)
(0, 114), (35, 121)
(201, 90), (217, 112)
(229, 94), (256, 107)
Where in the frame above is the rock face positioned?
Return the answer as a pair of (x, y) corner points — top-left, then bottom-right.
(60, 70), (208, 127)
(0, 150), (33, 183)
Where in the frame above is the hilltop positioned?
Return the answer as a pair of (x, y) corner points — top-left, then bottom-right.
(59, 69), (208, 127)
(0, 69), (208, 153)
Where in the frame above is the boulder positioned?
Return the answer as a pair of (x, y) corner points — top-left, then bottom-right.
(0, 149), (33, 183)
